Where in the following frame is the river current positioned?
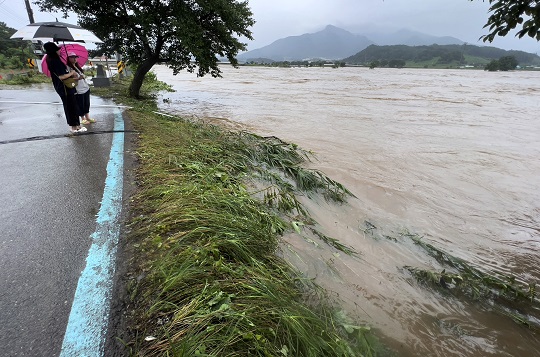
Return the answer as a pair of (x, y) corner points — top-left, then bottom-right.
(154, 65), (540, 357)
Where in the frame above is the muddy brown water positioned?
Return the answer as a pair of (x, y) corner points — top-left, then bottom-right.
(154, 65), (540, 357)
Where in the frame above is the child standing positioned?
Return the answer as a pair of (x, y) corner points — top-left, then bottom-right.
(67, 52), (94, 125)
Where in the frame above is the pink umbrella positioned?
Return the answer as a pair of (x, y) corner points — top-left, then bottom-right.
(41, 43), (88, 77)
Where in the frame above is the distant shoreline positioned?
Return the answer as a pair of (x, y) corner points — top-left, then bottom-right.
(236, 63), (540, 71)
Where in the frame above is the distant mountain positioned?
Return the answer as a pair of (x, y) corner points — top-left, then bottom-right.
(361, 28), (464, 46)
(343, 44), (540, 66)
(238, 25), (373, 62)
(238, 25), (539, 64)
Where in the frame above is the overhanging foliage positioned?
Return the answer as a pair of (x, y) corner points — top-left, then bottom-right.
(473, 0), (540, 42)
(34, 0), (254, 97)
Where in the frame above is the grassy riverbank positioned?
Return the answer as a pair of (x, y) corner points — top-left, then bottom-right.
(0, 70), (50, 84)
(94, 76), (391, 356)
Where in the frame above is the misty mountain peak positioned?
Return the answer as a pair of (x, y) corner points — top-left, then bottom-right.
(238, 25), (466, 62)
(322, 24), (349, 33)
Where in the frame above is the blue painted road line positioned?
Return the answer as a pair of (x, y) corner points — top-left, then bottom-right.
(60, 108), (124, 356)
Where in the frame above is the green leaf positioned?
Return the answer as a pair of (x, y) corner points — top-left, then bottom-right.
(342, 324), (371, 334)
(217, 303), (230, 312)
(291, 221), (304, 234)
(208, 291), (224, 306)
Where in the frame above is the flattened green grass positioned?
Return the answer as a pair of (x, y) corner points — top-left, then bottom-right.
(123, 108), (387, 356)
(0, 71), (50, 85)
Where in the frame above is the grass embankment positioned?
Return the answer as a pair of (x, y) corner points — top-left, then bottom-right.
(0, 70), (50, 85)
(97, 76), (389, 356)
(403, 55), (490, 69)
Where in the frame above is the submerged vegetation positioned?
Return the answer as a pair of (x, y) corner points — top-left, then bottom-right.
(363, 221), (540, 331)
(101, 74), (389, 356)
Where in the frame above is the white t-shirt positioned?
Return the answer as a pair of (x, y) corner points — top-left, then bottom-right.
(74, 67), (90, 94)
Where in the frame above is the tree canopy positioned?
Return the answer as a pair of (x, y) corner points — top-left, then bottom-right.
(34, 0), (254, 97)
(0, 22), (35, 70)
(484, 55), (518, 71)
(474, 0), (540, 42)
(0, 22), (25, 53)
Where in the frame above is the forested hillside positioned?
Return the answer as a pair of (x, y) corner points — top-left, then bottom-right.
(344, 44), (540, 67)
(0, 22), (33, 70)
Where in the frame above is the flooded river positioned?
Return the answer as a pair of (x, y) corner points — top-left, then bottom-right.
(154, 65), (540, 357)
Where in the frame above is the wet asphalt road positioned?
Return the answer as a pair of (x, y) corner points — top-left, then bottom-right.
(0, 84), (125, 356)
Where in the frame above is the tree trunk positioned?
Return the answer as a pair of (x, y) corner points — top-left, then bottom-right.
(128, 57), (158, 98)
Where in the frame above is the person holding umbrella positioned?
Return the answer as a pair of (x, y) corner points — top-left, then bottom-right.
(67, 52), (94, 125)
(43, 42), (86, 133)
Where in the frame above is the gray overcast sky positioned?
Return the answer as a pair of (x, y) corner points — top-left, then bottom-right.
(1, 0), (539, 54)
(246, 0), (540, 53)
